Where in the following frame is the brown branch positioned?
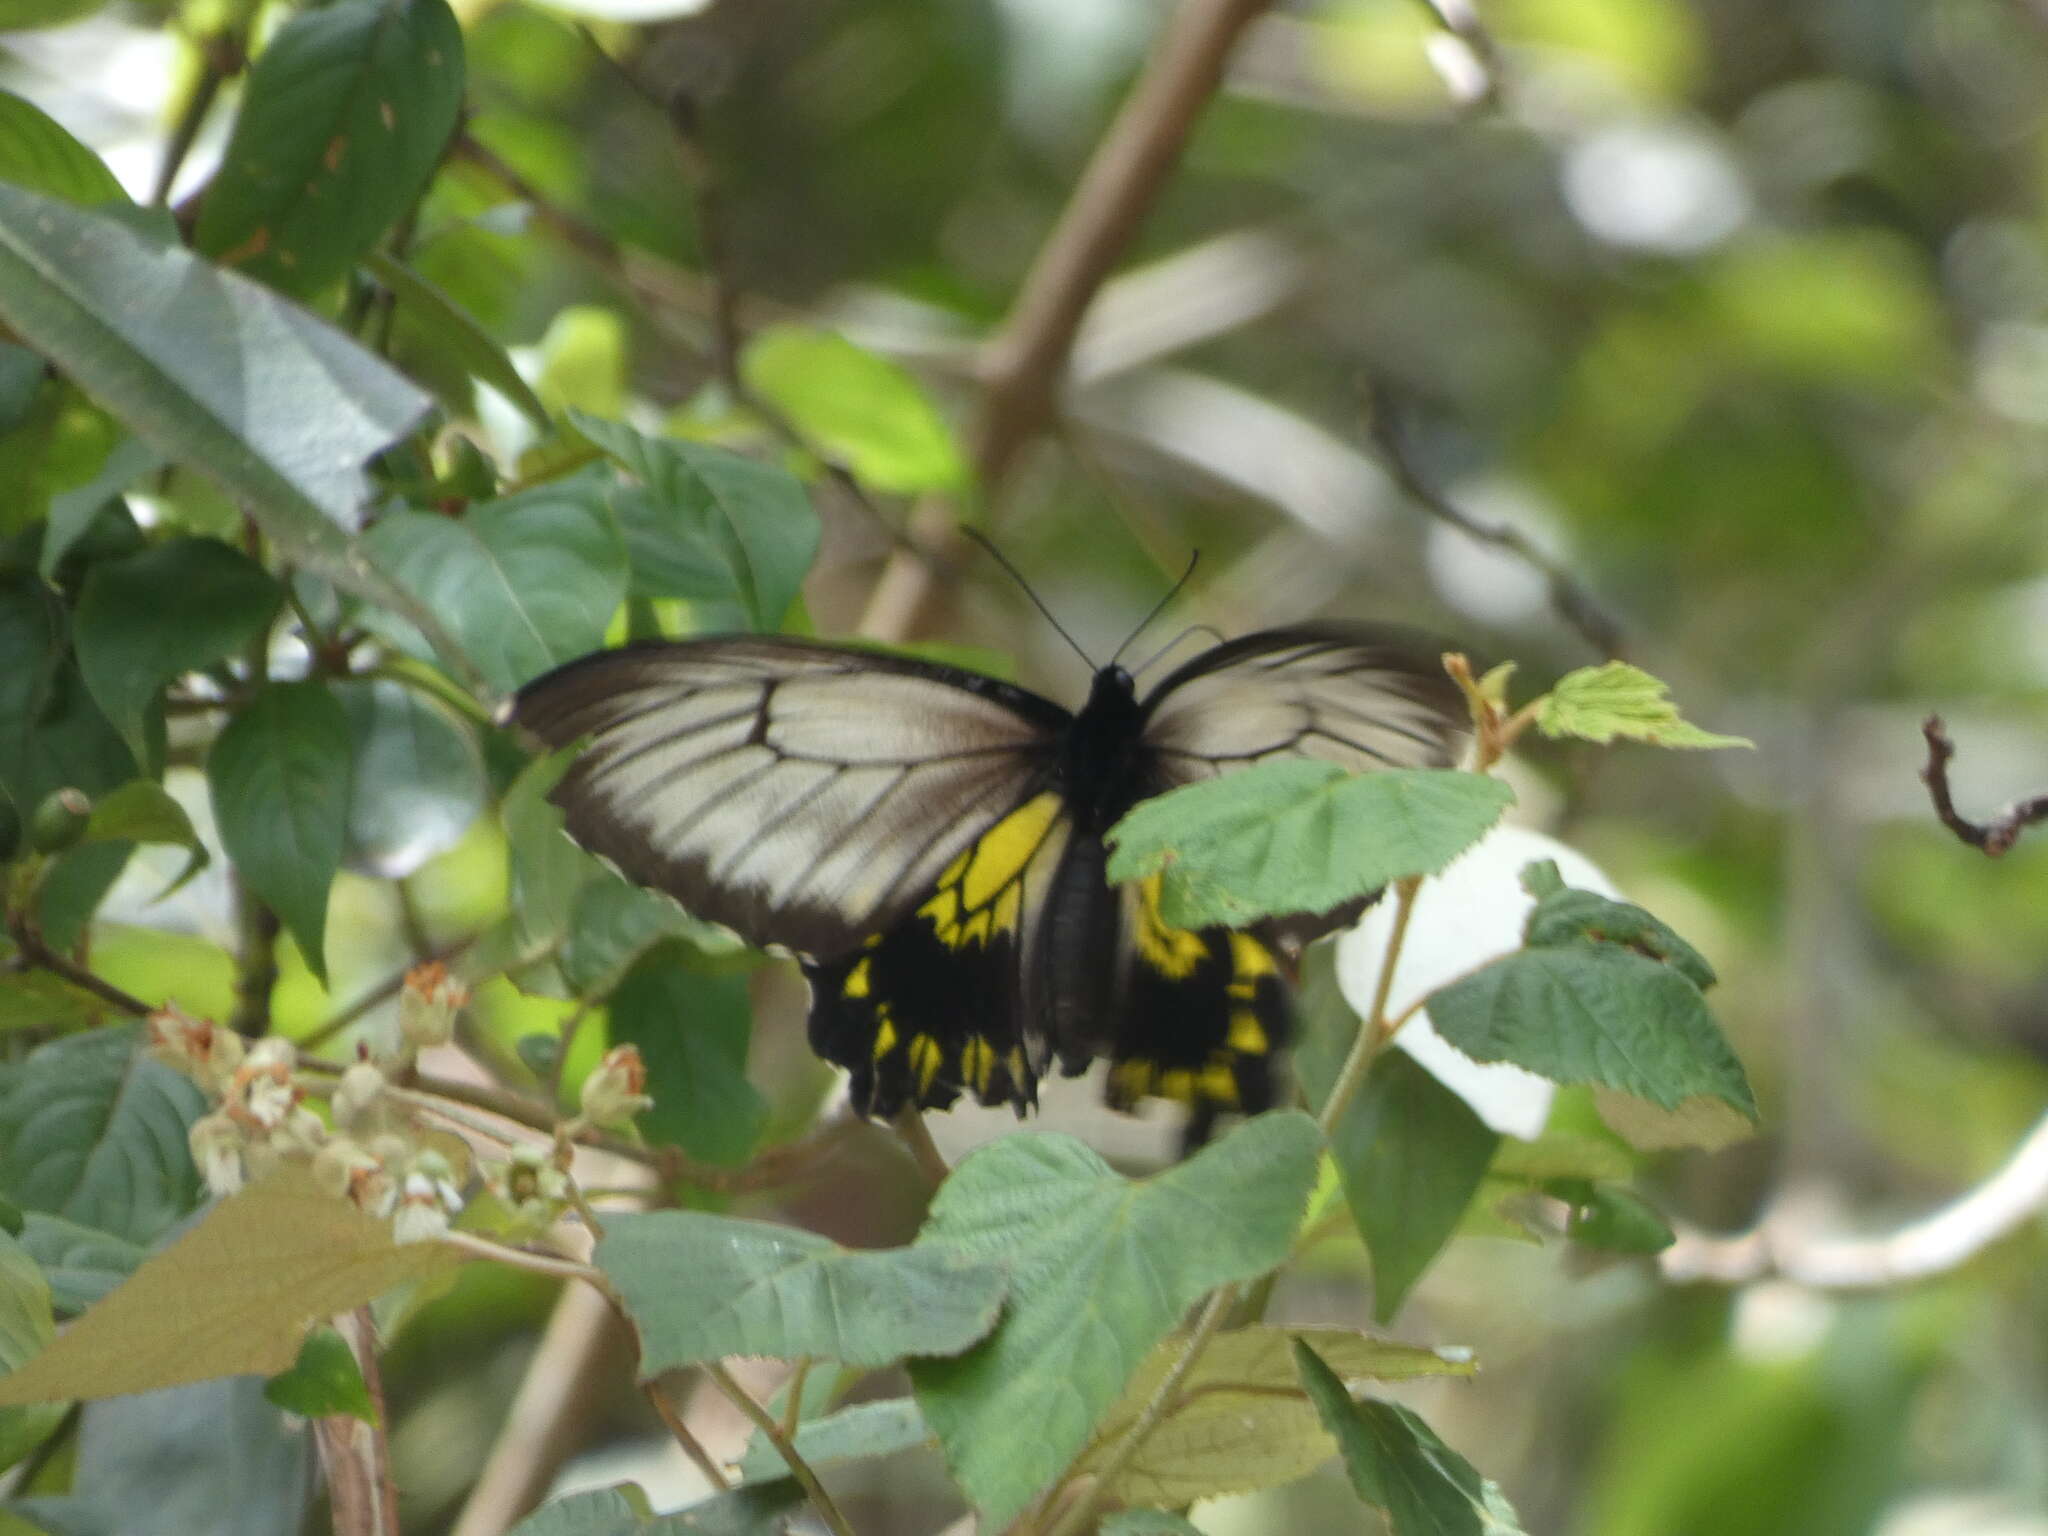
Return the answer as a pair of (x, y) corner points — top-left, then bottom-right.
(7, 924), (151, 1018)
(860, 0), (1280, 641)
(1365, 380), (1625, 659)
(1920, 715), (2048, 857)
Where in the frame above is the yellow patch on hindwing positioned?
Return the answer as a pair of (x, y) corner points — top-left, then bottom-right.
(1134, 875), (1206, 978)
(961, 1036), (995, 1094)
(871, 1010), (898, 1062)
(908, 1033), (943, 1093)
(1228, 1009), (1269, 1055)
(917, 793), (1058, 949)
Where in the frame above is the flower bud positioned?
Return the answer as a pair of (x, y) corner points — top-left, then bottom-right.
(331, 1061), (388, 1132)
(398, 962), (469, 1052)
(27, 788), (90, 855)
(579, 1044), (651, 1129)
(392, 1169), (460, 1244)
(189, 1112), (247, 1197)
(146, 1005), (243, 1093)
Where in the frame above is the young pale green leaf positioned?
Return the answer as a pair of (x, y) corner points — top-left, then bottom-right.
(0, 186), (469, 684)
(1080, 1325), (1476, 1508)
(194, 0), (463, 298)
(740, 326), (968, 493)
(1535, 662), (1750, 750)
(366, 251), (550, 428)
(595, 1210), (1007, 1371)
(357, 493), (628, 697)
(734, 1398), (930, 1482)
(16, 1213), (144, 1316)
(1105, 764), (1514, 930)
(0, 1233), (64, 1473)
(910, 1111), (1323, 1528)
(0, 1166), (461, 1407)
(261, 1325), (374, 1421)
(573, 412), (820, 631)
(80, 779), (209, 896)
(335, 679), (486, 880)
(604, 945), (766, 1166)
(1426, 945), (1756, 1118)
(207, 681), (353, 984)
(1520, 864), (1715, 989)
(1295, 1341), (1527, 1535)
(0, 88), (127, 207)
(0, 1027), (204, 1247)
(73, 534), (283, 764)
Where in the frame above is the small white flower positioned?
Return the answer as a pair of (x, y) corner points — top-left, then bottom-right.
(189, 1111), (246, 1197)
(331, 1061), (387, 1131)
(392, 1170), (460, 1243)
(1337, 824), (1623, 1139)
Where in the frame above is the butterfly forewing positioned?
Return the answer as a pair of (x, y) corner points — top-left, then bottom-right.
(508, 638), (1068, 962)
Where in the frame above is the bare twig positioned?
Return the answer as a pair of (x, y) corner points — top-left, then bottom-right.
(1920, 715), (2048, 857)
(703, 1359), (857, 1536)
(1366, 382), (1624, 659)
(860, 0), (1281, 640)
(645, 1379), (733, 1493)
(1662, 1107), (2048, 1288)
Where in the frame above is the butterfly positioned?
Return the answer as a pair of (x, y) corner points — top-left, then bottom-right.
(506, 620), (1466, 1126)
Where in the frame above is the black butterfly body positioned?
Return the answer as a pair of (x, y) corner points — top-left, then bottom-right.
(507, 624), (1466, 1122)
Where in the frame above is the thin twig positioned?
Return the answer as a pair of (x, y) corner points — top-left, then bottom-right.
(1662, 1106), (2048, 1288)
(645, 1379), (733, 1492)
(1366, 381), (1624, 659)
(7, 926), (150, 1017)
(437, 1229), (606, 1286)
(703, 1359), (858, 1536)
(892, 1107), (951, 1189)
(1317, 879), (1421, 1134)
(1920, 715), (2048, 857)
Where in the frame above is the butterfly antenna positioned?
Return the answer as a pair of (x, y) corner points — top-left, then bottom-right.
(959, 526), (1095, 668)
(1109, 550), (1200, 669)
(1131, 622), (1227, 679)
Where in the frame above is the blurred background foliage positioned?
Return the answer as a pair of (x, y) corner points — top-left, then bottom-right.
(6, 0), (2048, 1531)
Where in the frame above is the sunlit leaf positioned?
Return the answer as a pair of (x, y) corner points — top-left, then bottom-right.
(0, 88), (126, 206)
(1535, 662), (1749, 750)
(741, 325), (967, 494)
(262, 1326), (374, 1421)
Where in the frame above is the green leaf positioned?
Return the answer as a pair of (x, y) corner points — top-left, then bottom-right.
(1591, 1087), (1755, 1153)
(0, 972), (106, 1034)
(1102, 1515), (1207, 1536)
(335, 679), (486, 879)
(16, 1213), (144, 1316)
(0, 1027), (205, 1247)
(734, 1398), (929, 1482)
(1520, 866), (1716, 989)
(1553, 1182), (1674, 1254)
(558, 877), (733, 1000)
(1105, 764), (1514, 930)
(262, 1326), (374, 1420)
(597, 1210), (1006, 1371)
(1295, 1340), (1527, 1535)
(80, 780), (209, 896)
(909, 1111), (1323, 1527)
(40, 437), (163, 584)
(740, 325), (967, 493)
(357, 493), (628, 696)
(573, 413), (819, 630)
(0, 1232), (64, 1473)
(498, 750), (597, 990)
(0, 187), (472, 685)
(1081, 1325), (1477, 1508)
(605, 947), (766, 1166)
(1336, 1050), (1499, 1323)
(1535, 662), (1750, 750)
(0, 89), (127, 206)
(1426, 944), (1755, 1117)
(505, 1482), (802, 1536)
(194, 0), (464, 298)
(207, 681), (353, 983)
(0, 1166), (460, 1407)
(366, 251), (550, 429)
(0, 570), (137, 822)
(73, 534), (283, 764)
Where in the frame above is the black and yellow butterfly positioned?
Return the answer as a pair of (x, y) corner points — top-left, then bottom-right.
(507, 622), (1466, 1124)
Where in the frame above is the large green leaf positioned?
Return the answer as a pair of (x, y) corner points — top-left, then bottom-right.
(740, 326), (967, 493)
(73, 535), (283, 764)
(597, 1210), (1006, 1371)
(0, 187), (437, 595)
(194, 0), (464, 298)
(1295, 1340), (1527, 1535)
(335, 678), (486, 879)
(206, 681), (353, 983)
(1426, 945), (1754, 1116)
(358, 492), (628, 697)
(734, 1398), (930, 1482)
(573, 413), (819, 630)
(1105, 764), (1514, 930)
(0, 89), (127, 206)
(16, 1213), (144, 1316)
(0, 1027), (204, 1247)
(0, 1233), (63, 1473)
(1080, 1325), (1476, 1508)
(367, 251), (550, 428)
(604, 946), (766, 1166)
(909, 1111), (1323, 1527)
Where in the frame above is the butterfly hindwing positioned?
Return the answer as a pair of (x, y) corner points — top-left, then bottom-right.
(805, 791), (1071, 1116)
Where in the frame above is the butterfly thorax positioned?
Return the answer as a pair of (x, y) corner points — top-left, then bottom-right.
(1061, 665), (1148, 833)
